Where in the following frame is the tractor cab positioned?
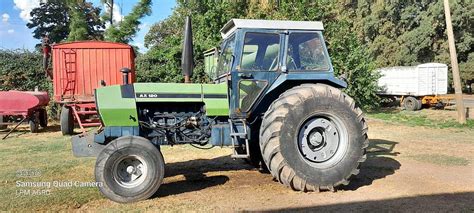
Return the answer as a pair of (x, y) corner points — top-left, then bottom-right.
(205, 19), (346, 119)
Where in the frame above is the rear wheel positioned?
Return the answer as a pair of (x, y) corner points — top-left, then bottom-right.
(60, 106), (74, 135)
(416, 99), (423, 110)
(260, 84), (368, 191)
(403, 96), (419, 111)
(95, 136), (165, 203)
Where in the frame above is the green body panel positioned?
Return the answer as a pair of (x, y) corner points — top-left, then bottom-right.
(134, 82), (229, 116)
(96, 83), (229, 126)
(96, 85), (139, 126)
(202, 83), (229, 116)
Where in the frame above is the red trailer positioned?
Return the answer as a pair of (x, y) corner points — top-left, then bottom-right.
(0, 90), (49, 139)
(52, 41), (135, 135)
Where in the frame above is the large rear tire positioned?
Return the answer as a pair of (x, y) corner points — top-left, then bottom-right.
(60, 106), (74, 135)
(95, 136), (165, 203)
(259, 84), (368, 191)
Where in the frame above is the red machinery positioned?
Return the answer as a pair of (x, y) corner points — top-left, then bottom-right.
(0, 90), (49, 139)
(51, 41), (135, 135)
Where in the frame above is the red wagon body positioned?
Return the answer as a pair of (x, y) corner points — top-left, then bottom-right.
(0, 91), (49, 116)
(52, 41), (136, 102)
(51, 41), (136, 134)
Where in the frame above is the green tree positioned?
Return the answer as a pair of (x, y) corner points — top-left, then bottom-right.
(346, 0), (473, 82)
(27, 0), (104, 44)
(104, 0), (152, 44)
(138, 0), (380, 108)
(67, 0), (89, 41)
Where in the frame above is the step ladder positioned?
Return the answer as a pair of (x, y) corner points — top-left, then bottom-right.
(61, 50), (77, 98)
(70, 103), (101, 133)
(229, 118), (250, 158)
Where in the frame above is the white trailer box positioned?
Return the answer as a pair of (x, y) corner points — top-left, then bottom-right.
(377, 63), (448, 96)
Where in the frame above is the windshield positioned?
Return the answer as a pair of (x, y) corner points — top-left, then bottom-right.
(216, 35), (236, 78)
(241, 32), (280, 71)
(286, 32), (330, 71)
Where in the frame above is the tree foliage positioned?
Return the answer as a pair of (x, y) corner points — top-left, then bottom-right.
(104, 0), (152, 44)
(345, 0), (473, 81)
(138, 0), (380, 108)
(0, 50), (50, 92)
(27, 0), (104, 44)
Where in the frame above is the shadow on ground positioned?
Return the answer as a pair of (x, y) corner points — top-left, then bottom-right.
(152, 155), (253, 198)
(263, 192), (474, 212)
(155, 139), (402, 197)
(342, 139), (401, 190)
(0, 124), (61, 140)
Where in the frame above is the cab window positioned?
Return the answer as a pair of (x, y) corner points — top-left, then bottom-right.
(241, 32), (280, 71)
(286, 32), (329, 71)
(216, 35), (236, 77)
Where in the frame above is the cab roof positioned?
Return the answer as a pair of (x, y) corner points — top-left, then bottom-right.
(220, 19), (324, 39)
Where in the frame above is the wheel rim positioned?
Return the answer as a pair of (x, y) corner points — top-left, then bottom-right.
(112, 155), (148, 188)
(297, 113), (349, 168)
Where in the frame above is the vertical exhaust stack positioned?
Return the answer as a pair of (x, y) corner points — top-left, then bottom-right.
(182, 16), (193, 83)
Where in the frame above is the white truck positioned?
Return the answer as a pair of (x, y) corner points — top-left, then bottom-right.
(377, 63), (449, 111)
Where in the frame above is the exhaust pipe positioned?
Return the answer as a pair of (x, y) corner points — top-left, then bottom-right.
(120, 67), (130, 85)
(181, 16), (193, 83)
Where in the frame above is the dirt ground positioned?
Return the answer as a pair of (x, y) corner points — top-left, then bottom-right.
(1, 114), (473, 211)
(75, 118), (473, 212)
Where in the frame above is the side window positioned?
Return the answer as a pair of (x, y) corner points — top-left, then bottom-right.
(216, 35), (236, 77)
(287, 33), (329, 71)
(241, 33), (280, 71)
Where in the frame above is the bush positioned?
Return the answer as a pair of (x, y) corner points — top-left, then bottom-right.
(0, 49), (59, 118)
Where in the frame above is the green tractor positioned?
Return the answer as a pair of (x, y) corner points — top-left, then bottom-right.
(72, 18), (368, 203)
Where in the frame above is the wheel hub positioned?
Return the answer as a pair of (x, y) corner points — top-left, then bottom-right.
(298, 116), (344, 164)
(113, 155), (147, 188)
(308, 130), (324, 147)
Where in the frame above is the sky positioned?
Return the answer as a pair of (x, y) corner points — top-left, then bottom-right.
(0, 0), (176, 52)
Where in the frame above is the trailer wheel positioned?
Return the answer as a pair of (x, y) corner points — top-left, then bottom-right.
(260, 84), (368, 192)
(39, 109), (48, 128)
(29, 112), (40, 133)
(60, 106), (74, 135)
(416, 99), (423, 110)
(403, 96), (419, 111)
(95, 136), (165, 203)
(0, 116), (6, 130)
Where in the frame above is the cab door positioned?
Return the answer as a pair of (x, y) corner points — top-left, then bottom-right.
(229, 30), (285, 118)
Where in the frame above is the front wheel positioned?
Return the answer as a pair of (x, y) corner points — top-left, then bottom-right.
(95, 136), (165, 203)
(260, 84), (368, 191)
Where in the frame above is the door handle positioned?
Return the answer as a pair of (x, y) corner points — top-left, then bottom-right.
(239, 73), (253, 79)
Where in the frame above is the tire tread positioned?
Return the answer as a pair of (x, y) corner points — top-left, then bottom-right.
(259, 84), (368, 192)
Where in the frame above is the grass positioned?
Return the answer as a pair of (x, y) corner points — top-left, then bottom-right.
(0, 131), (101, 211)
(0, 127), (230, 211)
(367, 109), (474, 129)
(408, 154), (470, 166)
